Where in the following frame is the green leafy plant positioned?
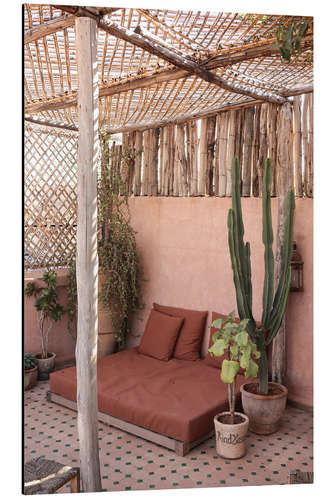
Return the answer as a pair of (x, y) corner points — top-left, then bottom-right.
(24, 353), (37, 370)
(274, 21), (308, 62)
(67, 134), (144, 347)
(228, 158), (295, 395)
(24, 270), (65, 359)
(209, 311), (260, 423)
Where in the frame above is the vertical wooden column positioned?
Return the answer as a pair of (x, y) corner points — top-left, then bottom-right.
(186, 120), (198, 196)
(226, 110), (236, 196)
(242, 107), (254, 196)
(215, 112), (229, 196)
(293, 96), (303, 197)
(267, 103), (278, 196)
(252, 105), (260, 197)
(272, 101), (292, 384)
(175, 124), (188, 196)
(134, 130), (143, 196)
(150, 128), (159, 196)
(206, 115), (216, 195)
(198, 118), (208, 195)
(75, 16), (101, 492)
(142, 130), (150, 195)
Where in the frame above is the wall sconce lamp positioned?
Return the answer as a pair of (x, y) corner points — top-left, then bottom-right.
(290, 241), (304, 292)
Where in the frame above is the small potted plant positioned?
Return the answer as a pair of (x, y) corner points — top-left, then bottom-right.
(24, 270), (65, 380)
(209, 311), (260, 459)
(24, 353), (38, 390)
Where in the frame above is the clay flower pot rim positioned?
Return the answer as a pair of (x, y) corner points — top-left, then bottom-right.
(214, 411), (249, 425)
(240, 381), (288, 400)
(24, 365), (38, 374)
(36, 352), (56, 360)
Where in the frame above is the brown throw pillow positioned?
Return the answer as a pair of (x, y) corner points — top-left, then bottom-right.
(203, 312), (240, 368)
(138, 309), (184, 361)
(153, 303), (208, 361)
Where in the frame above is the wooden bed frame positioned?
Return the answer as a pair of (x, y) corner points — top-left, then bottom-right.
(47, 391), (215, 456)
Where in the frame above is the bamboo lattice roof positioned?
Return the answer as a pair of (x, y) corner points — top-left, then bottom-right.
(24, 4), (313, 133)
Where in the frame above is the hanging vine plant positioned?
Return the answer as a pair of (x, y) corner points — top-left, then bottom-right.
(67, 133), (144, 347)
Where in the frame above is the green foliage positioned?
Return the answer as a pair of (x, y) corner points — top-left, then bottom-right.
(67, 133), (145, 347)
(228, 158), (295, 394)
(24, 270), (65, 359)
(209, 312), (259, 418)
(24, 353), (37, 370)
(209, 312), (260, 385)
(274, 21), (308, 62)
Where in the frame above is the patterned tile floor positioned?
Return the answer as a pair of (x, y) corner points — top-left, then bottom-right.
(24, 381), (313, 493)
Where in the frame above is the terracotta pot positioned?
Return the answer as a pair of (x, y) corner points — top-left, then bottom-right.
(214, 412), (249, 459)
(240, 381), (288, 435)
(36, 352), (56, 380)
(24, 365), (38, 390)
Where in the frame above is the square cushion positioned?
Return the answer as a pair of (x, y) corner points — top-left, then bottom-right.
(138, 309), (184, 361)
(153, 303), (208, 361)
(203, 312), (240, 368)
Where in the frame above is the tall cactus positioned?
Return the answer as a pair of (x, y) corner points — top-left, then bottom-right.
(228, 158), (295, 394)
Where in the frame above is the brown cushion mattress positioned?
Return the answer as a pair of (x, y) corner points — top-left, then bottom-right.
(50, 348), (250, 443)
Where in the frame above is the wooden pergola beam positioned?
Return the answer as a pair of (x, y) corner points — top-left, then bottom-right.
(24, 15), (75, 44)
(24, 33), (312, 115)
(54, 5), (286, 105)
(104, 98), (264, 134)
(24, 117), (78, 132)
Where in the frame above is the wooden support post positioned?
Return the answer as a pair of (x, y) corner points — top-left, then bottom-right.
(175, 124), (188, 196)
(267, 103), (278, 196)
(134, 130), (143, 196)
(215, 112), (229, 196)
(293, 96), (303, 197)
(272, 101), (293, 384)
(257, 103), (268, 196)
(252, 105), (261, 197)
(308, 93), (313, 197)
(206, 115), (216, 196)
(142, 130), (150, 196)
(151, 128), (159, 196)
(242, 107), (254, 196)
(75, 16), (102, 492)
(226, 111), (236, 196)
(302, 94), (310, 197)
(186, 120), (199, 196)
(199, 118), (208, 195)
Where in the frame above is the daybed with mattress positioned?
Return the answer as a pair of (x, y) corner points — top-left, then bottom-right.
(48, 305), (250, 456)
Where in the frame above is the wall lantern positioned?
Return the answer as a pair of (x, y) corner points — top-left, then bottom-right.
(290, 241), (304, 292)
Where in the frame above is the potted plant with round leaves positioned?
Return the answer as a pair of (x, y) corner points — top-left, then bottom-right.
(227, 158), (295, 433)
(24, 270), (65, 380)
(209, 311), (260, 459)
(24, 353), (38, 390)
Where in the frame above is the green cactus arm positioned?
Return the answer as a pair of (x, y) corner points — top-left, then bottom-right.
(228, 210), (256, 341)
(228, 209), (250, 320)
(231, 159), (252, 304)
(269, 189), (295, 325)
(245, 242), (253, 313)
(265, 265), (291, 346)
(261, 159), (275, 328)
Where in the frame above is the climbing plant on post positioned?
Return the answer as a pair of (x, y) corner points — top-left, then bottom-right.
(227, 158), (295, 395)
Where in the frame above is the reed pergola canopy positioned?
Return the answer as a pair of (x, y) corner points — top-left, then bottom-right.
(24, 5), (313, 133)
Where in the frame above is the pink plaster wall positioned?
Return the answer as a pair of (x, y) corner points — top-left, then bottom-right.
(127, 197), (313, 408)
(23, 197), (313, 407)
(24, 269), (76, 367)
